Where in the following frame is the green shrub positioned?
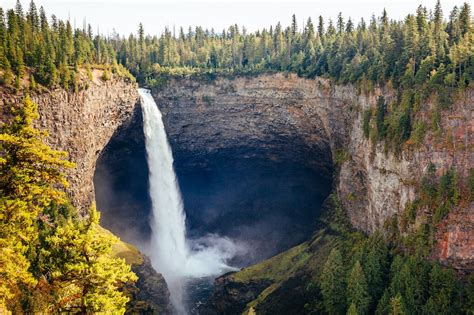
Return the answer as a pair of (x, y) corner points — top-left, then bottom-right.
(101, 69), (111, 81)
(362, 109), (372, 139)
(335, 149), (351, 165)
(410, 121), (427, 147)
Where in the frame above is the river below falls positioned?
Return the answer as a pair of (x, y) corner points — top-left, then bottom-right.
(185, 276), (216, 313)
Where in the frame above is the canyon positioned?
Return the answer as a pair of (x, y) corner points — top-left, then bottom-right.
(2, 72), (471, 313)
(151, 73), (472, 270)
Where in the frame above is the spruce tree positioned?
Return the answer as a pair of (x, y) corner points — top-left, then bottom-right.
(389, 294), (405, 315)
(321, 248), (346, 314)
(346, 303), (358, 315)
(458, 3), (471, 36)
(364, 232), (388, 308)
(317, 16), (324, 39)
(422, 264), (459, 314)
(347, 261), (371, 314)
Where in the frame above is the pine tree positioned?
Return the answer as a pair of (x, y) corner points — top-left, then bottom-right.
(27, 0), (39, 31)
(59, 59), (71, 89)
(375, 289), (391, 315)
(291, 14), (298, 37)
(346, 303), (358, 315)
(347, 261), (371, 314)
(464, 274), (474, 314)
(458, 3), (471, 36)
(0, 55), (14, 85)
(318, 16), (324, 39)
(337, 13), (345, 34)
(376, 96), (387, 139)
(345, 18), (354, 33)
(364, 232), (388, 308)
(0, 8), (6, 45)
(433, 0), (443, 36)
(321, 248), (346, 314)
(389, 294), (405, 315)
(422, 264), (459, 314)
(40, 205), (137, 313)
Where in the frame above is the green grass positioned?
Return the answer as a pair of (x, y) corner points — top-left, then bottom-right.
(229, 230), (337, 312)
(98, 226), (144, 266)
(232, 242), (310, 283)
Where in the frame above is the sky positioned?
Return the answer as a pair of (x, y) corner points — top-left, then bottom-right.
(1, 0), (464, 37)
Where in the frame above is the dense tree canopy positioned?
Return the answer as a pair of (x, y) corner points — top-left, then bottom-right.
(0, 0), (125, 90)
(309, 231), (470, 315)
(109, 1), (472, 92)
(0, 0), (472, 93)
(0, 96), (136, 313)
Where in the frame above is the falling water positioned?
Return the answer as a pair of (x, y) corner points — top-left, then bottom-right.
(139, 89), (238, 314)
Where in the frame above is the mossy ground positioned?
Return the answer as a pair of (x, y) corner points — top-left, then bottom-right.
(230, 230), (337, 312)
(98, 226), (144, 266)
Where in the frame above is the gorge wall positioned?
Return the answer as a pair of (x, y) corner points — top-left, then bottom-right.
(151, 74), (347, 263)
(1, 73), (139, 213)
(3, 71), (469, 312)
(151, 73), (472, 271)
(0, 73), (172, 314)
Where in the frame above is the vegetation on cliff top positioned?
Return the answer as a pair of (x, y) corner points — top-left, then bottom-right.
(0, 96), (136, 313)
(0, 0), (133, 92)
(113, 0), (472, 154)
(0, 0), (471, 153)
(114, 1), (472, 90)
(229, 195), (473, 314)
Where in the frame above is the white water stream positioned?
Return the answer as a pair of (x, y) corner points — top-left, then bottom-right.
(139, 89), (238, 314)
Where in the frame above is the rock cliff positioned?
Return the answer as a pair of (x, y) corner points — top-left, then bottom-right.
(0, 74), (172, 314)
(151, 73), (471, 313)
(152, 73), (472, 271)
(1, 74), (139, 213)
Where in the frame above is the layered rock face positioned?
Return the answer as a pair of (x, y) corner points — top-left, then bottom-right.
(0, 76), (139, 214)
(153, 74), (351, 176)
(0, 76), (172, 313)
(31, 78), (139, 213)
(151, 74), (349, 262)
(152, 73), (472, 271)
(339, 88), (472, 270)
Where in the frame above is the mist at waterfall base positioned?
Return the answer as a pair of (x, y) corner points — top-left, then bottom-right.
(139, 89), (241, 313)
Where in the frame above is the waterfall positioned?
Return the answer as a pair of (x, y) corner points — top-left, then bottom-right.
(139, 89), (238, 314)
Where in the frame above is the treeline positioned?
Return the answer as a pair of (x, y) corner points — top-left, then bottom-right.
(1, 1), (471, 94)
(309, 233), (473, 315)
(112, 1), (472, 153)
(113, 1), (472, 91)
(0, 97), (136, 312)
(0, 0), (127, 91)
(303, 194), (474, 315)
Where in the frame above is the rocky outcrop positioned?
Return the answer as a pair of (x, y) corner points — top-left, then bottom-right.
(339, 88), (472, 270)
(0, 75), (173, 313)
(200, 273), (272, 315)
(152, 73), (473, 271)
(129, 257), (172, 314)
(152, 74), (352, 178)
(1, 75), (139, 213)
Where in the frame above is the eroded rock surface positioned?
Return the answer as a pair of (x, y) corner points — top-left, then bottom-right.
(0, 76), (173, 313)
(1, 77), (139, 213)
(152, 73), (473, 271)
